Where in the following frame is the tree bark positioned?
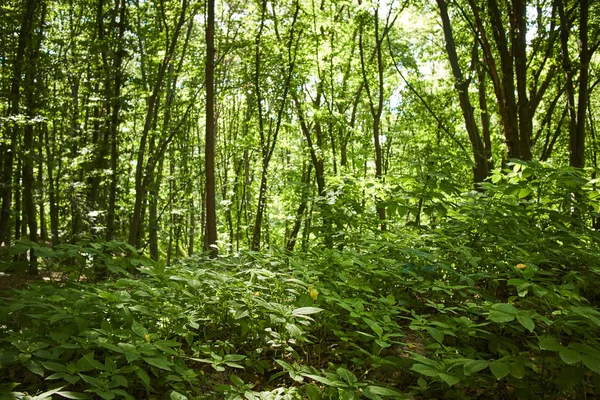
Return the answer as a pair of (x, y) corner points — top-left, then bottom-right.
(204, 0), (218, 257)
(0, 0), (37, 247)
(106, 0), (126, 241)
(129, 0), (187, 248)
(437, 0), (489, 183)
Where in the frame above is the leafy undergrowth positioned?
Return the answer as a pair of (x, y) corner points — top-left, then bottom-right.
(1, 162), (600, 399)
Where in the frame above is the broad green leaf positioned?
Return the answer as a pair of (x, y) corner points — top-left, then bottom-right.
(518, 188), (532, 198)
(509, 362), (525, 379)
(425, 327), (444, 343)
(489, 361), (510, 380)
(291, 307), (323, 316)
(411, 364), (439, 377)
(363, 385), (406, 398)
(559, 348), (581, 365)
(516, 315), (535, 332)
(438, 373), (460, 387)
(336, 367), (357, 384)
(124, 351), (140, 363)
(26, 360), (45, 377)
(223, 354), (246, 362)
(56, 391), (91, 399)
(79, 373), (105, 388)
(364, 318), (383, 338)
(491, 303), (519, 315)
(339, 388), (358, 400)
(131, 321), (148, 338)
(303, 374), (347, 388)
(582, 354), (600, 374)
(463, 360), (489, 375)
(41, 361), (67, 373)
(489, 303), (518, 323)
(135, 367), (150, 387)
(143, 357), (173, 370)
(77, 352), (105, 372)
(539, 336), (561, 351)
(170, 391), (188, 400)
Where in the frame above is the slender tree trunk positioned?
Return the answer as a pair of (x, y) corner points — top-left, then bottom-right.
(46, 120), (59, 246)
(129, 0), (187, 248)
(437, 0), (489, 183)
(287, 163), (312, 252)
(22, 1), (45, 271)
(572, 0), (590, 168)
(38, 128), (47, 242)
(0, 0), (37, 247)
(512, 0), (532, 161)
(204, 0), (218, 257)
(476, 43), (493, 170)
(106, 0), (126, 241)
(188, 198), (195, 255)
(358, 7), (392, 229)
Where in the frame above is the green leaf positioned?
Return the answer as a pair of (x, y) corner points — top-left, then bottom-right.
(124, 351), (140, 363)
(223, 354), (246, 362)
(489, 303), (518, 323)
(41, 361), (67, 373)
(463, 360), (489, 375)
(364, 318), (383, 337)
(225, 362), (245, 369)
(302, 374), (347, 388)
(411, 364), (439, 377)
(559, 348), (581, 365)
(26, 360), (45, 377)
(364, 386), (406, 398)
(135, 367), (150, 387)
(79, 373), (105, 388)
(539, 336), (562, 351)
(170, 390), (188, 400)
(518, 188), (532, 199)
(425, 327), (444, 343)
(56, 392), (91, 399)
(336, 367), (357, 384)
(438, 373), (460, 387)
(582, 354), (600, 374)
(143, 357), (173, 370)
(516, 315), (535, 332)
(489, 361), (510, 380)
(509, 362), (525, 379)
(77, 352), (105, 372)
(491, 303), (519, 314)
(131, 321), (148, 338)
(291, 307), (323, 316)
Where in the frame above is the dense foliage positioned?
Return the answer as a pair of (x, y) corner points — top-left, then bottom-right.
(2, 163), (600, 399)
(1, 0), (600, 398)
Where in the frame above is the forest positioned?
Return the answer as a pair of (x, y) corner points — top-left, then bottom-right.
(1, 0), (600, 398)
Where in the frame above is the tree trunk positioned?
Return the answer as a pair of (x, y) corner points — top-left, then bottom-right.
(22, 0), (45, 272)
(0, 0), (37, 248)
(129, 0), (187, 248)
(204, 0), (218, 257)
(437, 0), (489, 183)
(286, 163), (312, 252)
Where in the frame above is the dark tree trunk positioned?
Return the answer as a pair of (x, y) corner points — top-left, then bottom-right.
(437, 0), (489, 183)
(129, 0), (187, 248)
(0, 0), (37, 248)
(204, 0), (217, 257)
(22, 0), (46, 272)
(286, 163), (312, 252)
(106, 0), (126, 241)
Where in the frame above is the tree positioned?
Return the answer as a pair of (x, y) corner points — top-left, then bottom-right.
(436, 0), (489, 183)
(205, 0), (217, 257)
(0, 0), (39, 249)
